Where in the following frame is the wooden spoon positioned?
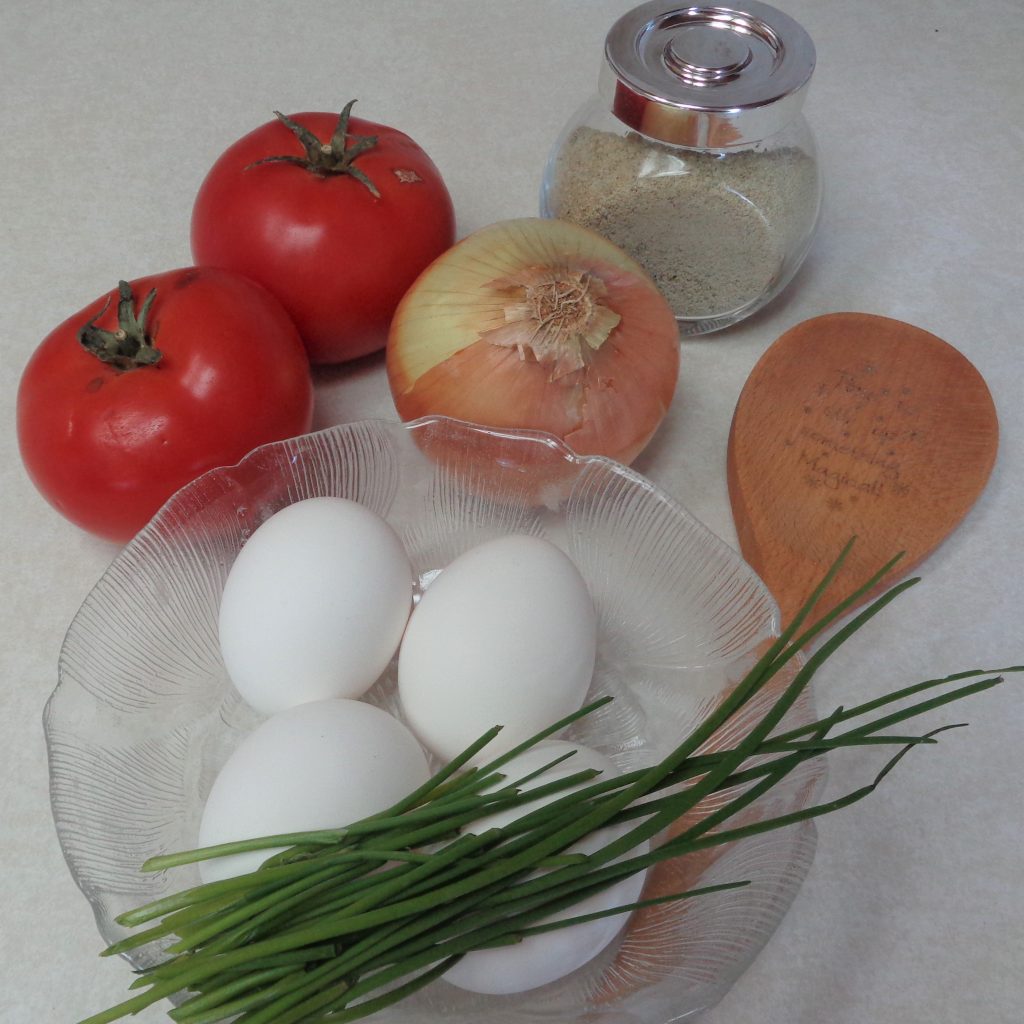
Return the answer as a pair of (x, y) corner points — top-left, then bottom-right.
(727, 313), (998, 625)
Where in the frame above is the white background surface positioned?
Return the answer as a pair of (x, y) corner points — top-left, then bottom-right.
(2, 2), (1022, 1022)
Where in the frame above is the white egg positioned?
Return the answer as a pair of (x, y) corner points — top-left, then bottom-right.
(219, 496), (413, 715)
(197, 699), (430, 883)
(398, 535), (597, 762)
(443, 741), (648, 995)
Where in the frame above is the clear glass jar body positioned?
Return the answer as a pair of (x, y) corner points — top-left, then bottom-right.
(541, 97), (822, 336)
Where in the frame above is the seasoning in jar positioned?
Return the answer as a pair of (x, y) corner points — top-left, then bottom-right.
(541, 1), (823, 336)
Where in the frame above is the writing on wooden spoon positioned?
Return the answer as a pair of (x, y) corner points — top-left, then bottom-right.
(728, 313), (998, 625)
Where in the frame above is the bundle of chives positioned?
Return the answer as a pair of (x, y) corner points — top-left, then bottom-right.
(80, 542), (1019, 1024)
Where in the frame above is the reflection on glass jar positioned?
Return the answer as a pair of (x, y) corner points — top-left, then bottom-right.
(541, 2), (823, 336)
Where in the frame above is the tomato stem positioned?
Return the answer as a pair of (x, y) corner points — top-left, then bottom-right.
(246, 100), (382, 198)
(78, 281), (162, 371)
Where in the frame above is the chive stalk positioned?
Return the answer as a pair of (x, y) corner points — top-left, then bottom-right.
(79, 545), (1019, 1024)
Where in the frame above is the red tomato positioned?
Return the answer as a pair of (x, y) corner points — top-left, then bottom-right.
(190, 102), (456, 365)
(17, 267), (314, 543)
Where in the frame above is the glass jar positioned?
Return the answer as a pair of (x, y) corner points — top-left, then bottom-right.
(541, 1), (822, 336)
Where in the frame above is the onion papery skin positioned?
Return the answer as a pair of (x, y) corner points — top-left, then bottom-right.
(386, 219), (680, 483)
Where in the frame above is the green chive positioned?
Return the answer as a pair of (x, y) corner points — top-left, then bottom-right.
(78, 543), (1017, 1024)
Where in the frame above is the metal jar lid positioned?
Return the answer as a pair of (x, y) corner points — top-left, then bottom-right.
(602, 1), (816, 148)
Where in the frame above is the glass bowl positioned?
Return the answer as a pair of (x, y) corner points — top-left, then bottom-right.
(44, 415), (823, 1022)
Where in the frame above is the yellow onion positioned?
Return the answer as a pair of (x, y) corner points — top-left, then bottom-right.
(386, 218), (680, 471)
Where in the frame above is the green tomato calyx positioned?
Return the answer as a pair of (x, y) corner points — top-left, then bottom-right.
(78, 281), (162, 371)
(247, 99), (382, 198)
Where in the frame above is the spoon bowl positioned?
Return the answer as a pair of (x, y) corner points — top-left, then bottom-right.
(728, 312), (998, 624)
